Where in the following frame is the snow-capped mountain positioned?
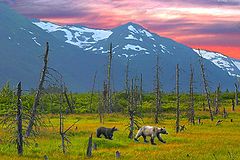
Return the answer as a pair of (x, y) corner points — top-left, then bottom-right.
(194, 49), (240, 77)
(34, 20), (240, 78)
(31, 20), (240, 91)
(1, 2), (239, 92)
(33, 21), (192, 58)
(0, 2), (110, 92)
(33, 21), (112, 48)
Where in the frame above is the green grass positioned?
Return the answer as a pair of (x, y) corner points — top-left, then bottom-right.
(0, 106), (240, 160)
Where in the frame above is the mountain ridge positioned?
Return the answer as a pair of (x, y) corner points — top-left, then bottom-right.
(33, 20), (240, 77)
(0, 2), (239, 92)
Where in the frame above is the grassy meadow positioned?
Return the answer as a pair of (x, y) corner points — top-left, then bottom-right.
(0, 107), (240, 160)
(0, 83), (240, 159)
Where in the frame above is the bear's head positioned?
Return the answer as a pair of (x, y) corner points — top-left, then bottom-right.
(111, 126), (118, 132)
(108, 127), (118, 139)
(158, 127), (168, 135)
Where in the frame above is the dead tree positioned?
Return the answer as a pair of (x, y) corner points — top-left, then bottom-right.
(107, 43), (113, 113)
(59, 90), (79, 154)
(128, 110), (135, 139)
(176, 64), (180, 133)
(155, 55), (161, 124)
(140, 73), (143, 107)
(125, 60), (130, 96)
(199, 53), (214, 121)
(64, 87), (74, 114)
(98, 81), (107, 124)
(26, 42), (49, 137)
(202, 102), (206, 111)
(86, 134), (93, 157)
(89, 71), (97, 113)
(198, 117), (201, 125)
(188, 64), (195, 124)
(128, 78), (141, 139)
(16, 82), (23, 155)
(223, 107), (227, 118)
(128, 79), (135, 139)
(232, 99), (235, 111)
(59, 93), (66, 154)
(116, 151), (121, 158)
(235, 83), (239, 106)
(43, 155), (48, 160)
(215, 84), (221, 115)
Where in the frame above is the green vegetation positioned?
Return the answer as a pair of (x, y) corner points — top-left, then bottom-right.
(0, 82), (240, 159)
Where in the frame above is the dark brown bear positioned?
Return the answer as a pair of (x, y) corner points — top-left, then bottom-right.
(96, 126), (118, 140)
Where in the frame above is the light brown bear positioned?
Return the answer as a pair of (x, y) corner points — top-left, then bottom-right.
(134, 126), (168, 145)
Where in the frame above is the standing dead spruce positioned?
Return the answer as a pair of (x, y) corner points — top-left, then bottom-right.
(96, 126), (118, 140)
(134, 126), (168, 145)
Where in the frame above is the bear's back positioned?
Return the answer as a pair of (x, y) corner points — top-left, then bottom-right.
(142, 126), (156, 136)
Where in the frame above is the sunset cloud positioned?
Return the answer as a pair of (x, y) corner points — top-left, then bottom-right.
(1, 0), (239, 58)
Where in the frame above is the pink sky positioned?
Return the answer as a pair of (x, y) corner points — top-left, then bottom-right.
(3, 0), (240, 59)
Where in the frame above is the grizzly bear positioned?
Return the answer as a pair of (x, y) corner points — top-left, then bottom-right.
(134, 126), (168, 145)
(96, 126), (118, 140)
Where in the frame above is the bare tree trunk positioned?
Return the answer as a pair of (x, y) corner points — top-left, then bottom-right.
(202, 102), (206, 111)
(89, 71), (97, 113)
(155, 55), (161, 124)
(189, 65), (195, 124)
(235, 83), (239, 106)
(16, 82), (23, 155)
(107, 43), (113, 113)
(99, 82), (107, 124)
(86, 134), (93, 157)
(98, 92), (103, 124)
(64, 87), (73, 114)
(59, 93), (66, 154)
(198, 117), (201, 125)
(26, 42), (49, 137)
(232, 99), (235, 111)
(176, 64), (180, 133)
(128, 79), (135, 139)
(125, 60), (130, 96)
(140, 73), (143, 107)
(215, 84), (220, 115)
(98, 93), (104, 124)
(223, 107), (227, 118)
(199, 54), (214, 121)
(128, 110), (134, 139)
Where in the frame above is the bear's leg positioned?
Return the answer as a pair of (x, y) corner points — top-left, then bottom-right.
(103, 133), (108, 139)
(150, 138), (156, 145)
(134, 131), (142, 142)
(142, 134), (148, 143)
(96, 131), (102, 138)
(108, 135), (113, 140)
(151, 135), (156, 145)
(157, 134), (166, 143)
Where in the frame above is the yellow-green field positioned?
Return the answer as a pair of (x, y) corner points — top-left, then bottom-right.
(0, 107), (240, 160)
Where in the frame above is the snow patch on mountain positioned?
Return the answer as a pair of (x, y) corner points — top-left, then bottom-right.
(128, 25), (153, 38)
(141, 29), (153, 37)
(33, 21), (112, 48)
(68, 26), (112, 42)
(194, 49), (240, 77)
(128, 25), (139, 34)
(123, 44), (147, 51)
(33, 21), (60, 32)
(195, 49), (227, 59)
(125, 34), (138, 40)
(32, 37), (41, 46)
(232, 61), (240, 71)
